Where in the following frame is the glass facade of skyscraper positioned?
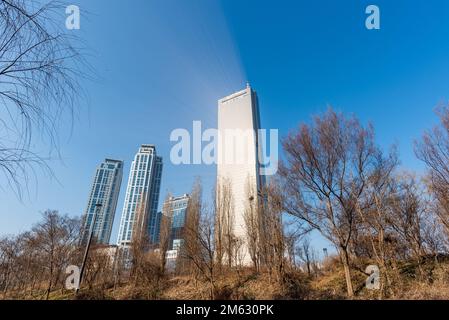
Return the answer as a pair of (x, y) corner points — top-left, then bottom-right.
(162, 194), (190, 250)
(117, 145), (163, 246)
(82, 159), (123, 245)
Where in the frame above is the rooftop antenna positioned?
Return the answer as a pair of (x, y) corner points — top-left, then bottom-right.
(246, 81), (250, 89)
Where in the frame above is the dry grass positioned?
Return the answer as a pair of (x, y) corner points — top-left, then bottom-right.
(4, 259), (449, 300)
(161, 270), (310, 300)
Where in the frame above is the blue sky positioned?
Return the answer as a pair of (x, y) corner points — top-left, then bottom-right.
(2, 0), (449, 253)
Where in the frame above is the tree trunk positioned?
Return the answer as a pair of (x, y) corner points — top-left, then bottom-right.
(340, 248), (354, 298)
(46, 261), (54, 300)
(45, 277), (52, 300)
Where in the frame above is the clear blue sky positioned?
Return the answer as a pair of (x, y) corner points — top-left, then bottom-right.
(2, 0), (449, 253)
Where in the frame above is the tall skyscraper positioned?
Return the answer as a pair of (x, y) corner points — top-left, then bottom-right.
(82, 159), (123, 245)
(162, 194), (190, 250)
(117, 145), (163, 247)
(217, 84), (265, 265)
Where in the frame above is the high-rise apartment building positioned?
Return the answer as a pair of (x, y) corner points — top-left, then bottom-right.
(162, 194), (190, 250)
(117, 145), (163, 246)
(217, 84), (265, 265)
(82, 159), (123, 245)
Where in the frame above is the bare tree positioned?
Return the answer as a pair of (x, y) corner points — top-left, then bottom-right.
(182, 180), (217, 299)
(279, 109), (393, 297)
(297, 237), (314, 276)
(0, 0), (88, 197)
(421, 208), (449, 256)
(259, 181), (287, 284)
(0, 231), (47, 298)
(388, 174), (427, 262)
(284, 219), (312, 271)
(27, 210), (80, 299)
(177, 179), (200, 277)
(0, 235), (23, 297)
(351, 148), (399, 297)
(82, 246), (114, 291)
(213, 185), (223, 270)
(215, 177), (235, 268)
(126, 193), (165, 298)
(130, 193), (150, 285)
(284, 233), (297, 268)
(244, 177), (261, 271)
(416, 105), (449, 241)
(159, 194), (173, 273)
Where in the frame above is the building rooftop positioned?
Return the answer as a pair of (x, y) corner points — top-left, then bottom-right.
(104, 158), (123, 163)
(168, 194), (190, 201)
(219, 84), (253, 104)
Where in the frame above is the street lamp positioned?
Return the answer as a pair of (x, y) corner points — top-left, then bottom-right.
(76, 203), (102, 294)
